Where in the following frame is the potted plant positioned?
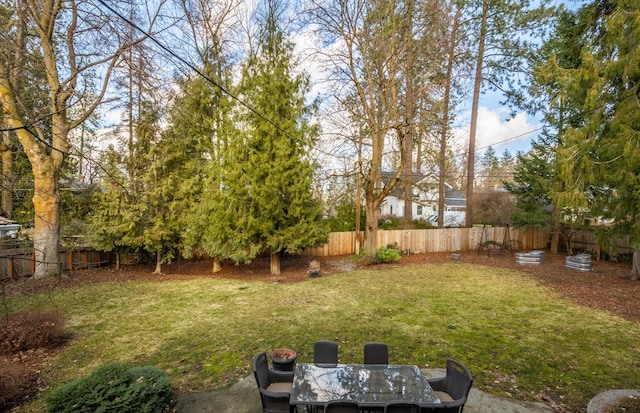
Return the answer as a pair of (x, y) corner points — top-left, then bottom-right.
(270, 348), (298, 371)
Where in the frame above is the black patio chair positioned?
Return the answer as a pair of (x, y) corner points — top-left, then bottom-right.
(324, 399), (360, 413)
(422, 359), (473, 413)
(383, 401), (421, 413)
(314, 340), (339, 367)
(363, 342), (389, 365)
(253, 352), (296, 413)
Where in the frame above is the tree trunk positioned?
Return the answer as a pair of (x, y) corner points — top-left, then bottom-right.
(31, 163), (61, 278)
(212, 256), (221, 273)
(1, 130), (12, 218)
(631, 249), (640, 281)
(2, 81), (69, 279)
(153, 250), (162, 274)
(402, 6), (415, 225)
(466, 0), (488, 228)
(550, 230), (560, 254)
(115, 252), (120, 271)
(355, 157), (362, 256)
(270, 252), (280, 276)
(363, 198), (379, 259)
(439, 4), (461, 228)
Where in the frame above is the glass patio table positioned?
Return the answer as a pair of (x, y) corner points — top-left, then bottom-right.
(289, 363), (441, 408)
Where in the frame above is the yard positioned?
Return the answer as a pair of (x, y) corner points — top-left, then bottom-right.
(2, 251), (639, 412)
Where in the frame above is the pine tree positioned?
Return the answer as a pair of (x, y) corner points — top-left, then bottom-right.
(205, 1), (327, 275)
(88, 101), (159, 270)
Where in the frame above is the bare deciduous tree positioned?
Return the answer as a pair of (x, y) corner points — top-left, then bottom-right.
(308, 0), (447, 257)
(0, 0), (159, 277)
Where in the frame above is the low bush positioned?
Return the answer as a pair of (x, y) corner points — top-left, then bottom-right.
(46, 363), (173, 413)
(375, 247), (401, 263)
(0, 309), (67, 355)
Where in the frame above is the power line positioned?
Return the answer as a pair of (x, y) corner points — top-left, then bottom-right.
(95, 0), (294, 140)
(475, 126), (543, 152)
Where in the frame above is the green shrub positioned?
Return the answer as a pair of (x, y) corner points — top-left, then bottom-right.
(47, 363), (173, 413)
(375, 247), (401, 263)
(0, 309), (67, 355)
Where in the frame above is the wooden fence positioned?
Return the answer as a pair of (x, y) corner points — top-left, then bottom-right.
(0, 248), (113, 280)
(568, 230), (634, 259)
(304, 226), (550, 257)
(0, 227), (556, 279)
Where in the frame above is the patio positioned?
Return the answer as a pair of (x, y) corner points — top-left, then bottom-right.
(175, 368), (554, 413)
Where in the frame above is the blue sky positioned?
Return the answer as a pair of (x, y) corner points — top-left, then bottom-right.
(453, 91), (542, 158)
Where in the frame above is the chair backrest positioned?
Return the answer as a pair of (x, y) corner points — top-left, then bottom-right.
(253, 352), (293, 413)
(324, 400), (360, 413)
(314, 340), (339, 367)
(423, 359), (473, 413)
(443, 359), (473, 401)
(364, 342), (389, 365)
(253, 352), (270, 390)
(384, 400), (420, 413)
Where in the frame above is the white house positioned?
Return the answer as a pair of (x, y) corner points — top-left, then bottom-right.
(0, 216), (20, 239)
(379, 173), (466, 227)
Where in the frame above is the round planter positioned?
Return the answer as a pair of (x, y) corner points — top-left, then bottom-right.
(270, 348), (297, 371)
(452, 253), (461, 262)
(587, 389), (640, 413)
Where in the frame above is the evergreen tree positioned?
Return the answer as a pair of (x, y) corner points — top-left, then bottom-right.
(87, 146), (144, 270)
(478, 146), (499, 190)
(558, 0), (640, 277)
(504, 140), (556, 229)
(529, 0), (640, 276)
(136, 101), (184, 274)
(89, 100), (159, 270)
(161, 63), (233, 273)
(206, 0), (327, 275)
(169, 44), (239, 272)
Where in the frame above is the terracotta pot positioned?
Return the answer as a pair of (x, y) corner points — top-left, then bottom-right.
(270, 348), (297, 371)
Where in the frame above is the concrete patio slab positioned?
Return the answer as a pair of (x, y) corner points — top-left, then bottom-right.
(175, 369), (554, 413)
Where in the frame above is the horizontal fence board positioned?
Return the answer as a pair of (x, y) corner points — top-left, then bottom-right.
(1, 248), (113, 280)
(5, 228), (633, 279)
(568, 231), (634, 258)
(304, 227), (550, 257)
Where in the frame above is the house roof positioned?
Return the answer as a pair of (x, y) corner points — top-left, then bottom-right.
(444, 188), (465, 207)
(378, 171), (466, 207)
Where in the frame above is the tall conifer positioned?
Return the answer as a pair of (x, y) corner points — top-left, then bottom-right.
(205, 0), (327, 275)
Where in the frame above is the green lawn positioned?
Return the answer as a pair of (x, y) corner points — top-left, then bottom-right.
(4, 262), (640, 412)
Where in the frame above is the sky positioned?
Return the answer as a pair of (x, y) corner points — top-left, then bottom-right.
(291, 12), (547, 168)
(98, 0), (548, 165)
(453, 95), (542, 157)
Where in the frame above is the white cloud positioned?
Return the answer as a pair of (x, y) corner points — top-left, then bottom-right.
(453, 106), (540, 155)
